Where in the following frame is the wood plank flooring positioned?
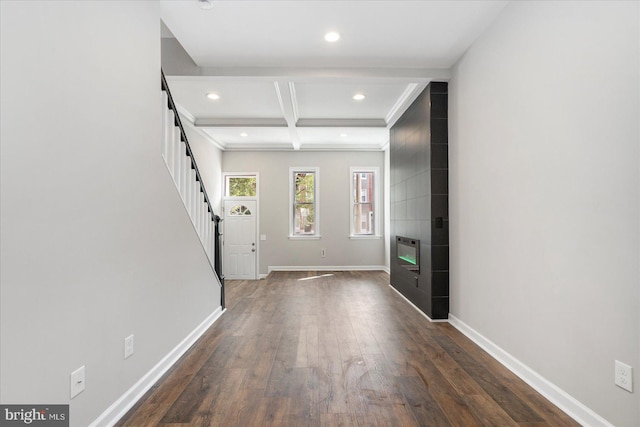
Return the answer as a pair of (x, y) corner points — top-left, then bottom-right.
(116, 271), (579, 427)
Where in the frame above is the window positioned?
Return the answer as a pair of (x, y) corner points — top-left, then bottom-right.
(225, 175), (257, 198)
(350, 167), (380, 237)
(290, 167), (319, 238)
(229, 205), (252, 216)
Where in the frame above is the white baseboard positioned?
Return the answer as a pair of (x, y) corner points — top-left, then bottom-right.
(447, 314), (613, 427)
(388, 283), (448, 323)
(89, 307), (225, 427)
(267, 265), (387, 274)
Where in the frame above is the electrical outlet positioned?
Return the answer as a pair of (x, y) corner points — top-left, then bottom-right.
(321, 248), (326, 258)
(615, 360), (633, 392)
(70, 366), (85, 399)
(124, 334), (134, 359)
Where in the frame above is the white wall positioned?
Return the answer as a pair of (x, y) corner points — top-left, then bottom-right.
(449, 1), (639, 426)
(222, 151), (386, 275)
(183, 123), (223, 216)
(161, 36), (200, 77)
(0, 2), (221, 426)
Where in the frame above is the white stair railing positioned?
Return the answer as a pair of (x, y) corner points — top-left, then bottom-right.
(160, 70), (225, 308)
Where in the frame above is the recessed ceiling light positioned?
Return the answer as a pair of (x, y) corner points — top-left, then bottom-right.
(352, 93), (366, 101)
(324, 31), (340, 43)
(340, 133), (348, 137)
(206, 92), (220, 100)
(240, 132), (248, 137)
(198, 0), (214, 10)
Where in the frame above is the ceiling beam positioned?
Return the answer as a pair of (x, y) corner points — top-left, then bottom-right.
(296, 118), (387, 128)
(179, 66), (451, 81)
(274, 80), (301, 150)
(194, 118), (287, 127)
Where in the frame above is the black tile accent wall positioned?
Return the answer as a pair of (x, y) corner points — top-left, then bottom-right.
(390, 82), (449, 319)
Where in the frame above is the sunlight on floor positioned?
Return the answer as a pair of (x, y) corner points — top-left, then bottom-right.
(297, 273), (335, 281)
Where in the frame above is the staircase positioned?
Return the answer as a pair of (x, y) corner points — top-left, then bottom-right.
(160, 70), (225, 308)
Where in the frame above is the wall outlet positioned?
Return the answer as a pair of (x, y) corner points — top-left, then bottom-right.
(321, 248), (326, 258)
(124, 334), (134, 359)
(615, 360), (633, 392)
(70, 365), (85, 399)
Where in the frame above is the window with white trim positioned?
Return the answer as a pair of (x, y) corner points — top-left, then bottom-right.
(350, 167), (380, 237)
(290, 167), (319, 238)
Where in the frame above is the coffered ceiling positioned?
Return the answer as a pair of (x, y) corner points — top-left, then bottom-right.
(160, 0), (508, 151)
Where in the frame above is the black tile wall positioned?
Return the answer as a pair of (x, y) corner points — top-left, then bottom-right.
(429, 81), (448, 93)
(431, 220), (449, 246)
(432, 272), (449, 296)
(431, 119), (448, 144)
(432, 246), (449, 271)
(390, 82), (449, 320)
(431, 195), (448, 220)
(431, 144), (448, 169)
(431, 169), (448, 195)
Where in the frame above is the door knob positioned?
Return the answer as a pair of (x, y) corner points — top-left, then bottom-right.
(251, 249), (256, 252)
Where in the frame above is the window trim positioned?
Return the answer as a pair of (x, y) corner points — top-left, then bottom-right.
(289, 167), (320, 239)
(349, 166), (381, 239)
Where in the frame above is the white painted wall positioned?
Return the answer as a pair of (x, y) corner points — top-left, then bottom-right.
(449, 1), (639, 426)
(222, 151), (385, 275)
(183, 122), (223, 216)
(0, 2), (221, 426)
(161, 36), (199, 77)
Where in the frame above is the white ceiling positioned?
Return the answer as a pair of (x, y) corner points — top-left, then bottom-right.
(160, 0), (508, 151)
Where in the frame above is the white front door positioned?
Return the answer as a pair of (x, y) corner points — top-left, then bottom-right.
(223, 200), (257, 280)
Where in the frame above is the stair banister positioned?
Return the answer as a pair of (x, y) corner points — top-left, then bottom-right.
(161, 69), (224, 309)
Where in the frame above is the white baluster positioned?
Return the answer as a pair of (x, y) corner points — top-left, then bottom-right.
(166, 111), (175, 176)
(190, 168), (197, 219)
(161, 92), (169, 162)
(202, 196), (207, 240)
(172, 128), (182, 189)
(203, 213), (210, 257)
(198, 194), (203, 233)
(184, 163), (192, 217)
(179, 139), (187, 199)
(180, 144), (188, 201)
(173, 133), (181, 193)
(196, 189), (203, 238)
(209, 219), (214, 261)
(174, 129), (183, 190)
(208, 216), (214, 260)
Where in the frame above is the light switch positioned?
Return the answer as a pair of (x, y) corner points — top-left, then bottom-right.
(70, 365), (85, 399)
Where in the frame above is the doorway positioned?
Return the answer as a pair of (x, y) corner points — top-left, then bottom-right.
(223, 200), (257, 279)
(222, 173), (258, 280)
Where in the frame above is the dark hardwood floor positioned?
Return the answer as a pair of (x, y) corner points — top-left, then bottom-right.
(117, 271), (579, 426)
